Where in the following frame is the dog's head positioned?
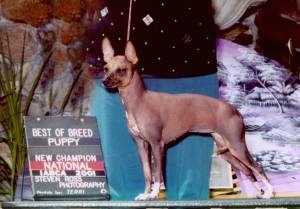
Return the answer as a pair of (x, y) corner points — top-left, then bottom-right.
(101, 37), (138, 89)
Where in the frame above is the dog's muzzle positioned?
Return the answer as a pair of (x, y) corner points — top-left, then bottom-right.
(102, 74), (121, 89)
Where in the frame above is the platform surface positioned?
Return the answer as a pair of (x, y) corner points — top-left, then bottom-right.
(2, 198), (300, 209)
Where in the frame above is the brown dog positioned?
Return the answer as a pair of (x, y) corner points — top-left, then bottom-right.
(101, 37), (274, 200)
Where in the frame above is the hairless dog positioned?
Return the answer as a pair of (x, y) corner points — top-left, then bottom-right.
(101, 37), (274, 200)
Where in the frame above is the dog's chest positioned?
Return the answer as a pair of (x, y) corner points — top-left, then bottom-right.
(125, 111), (143, 138)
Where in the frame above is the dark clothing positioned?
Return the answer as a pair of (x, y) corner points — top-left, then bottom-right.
(86, 0), (217, 77)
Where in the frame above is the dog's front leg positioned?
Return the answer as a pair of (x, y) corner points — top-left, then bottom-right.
(148, 142), (164, 200)
(134, 139), (153, 200)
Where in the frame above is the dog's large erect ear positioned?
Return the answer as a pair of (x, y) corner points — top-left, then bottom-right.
(102, 37), (115, 63)
(125, 41), (138, 65)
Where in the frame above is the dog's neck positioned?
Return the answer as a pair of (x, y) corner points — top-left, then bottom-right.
(119, 68), (146, 110)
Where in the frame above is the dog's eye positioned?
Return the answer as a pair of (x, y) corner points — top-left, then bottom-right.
(103, 67), (108, 73)
(117, 68), (126, 74)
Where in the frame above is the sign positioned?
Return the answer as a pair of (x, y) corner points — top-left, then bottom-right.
(24, 116), (109, 200)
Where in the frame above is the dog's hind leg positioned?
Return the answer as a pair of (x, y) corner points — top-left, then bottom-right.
(212, 133), (257, 182)
(212, 132), (274, 198)
(229, 148), (274, 198)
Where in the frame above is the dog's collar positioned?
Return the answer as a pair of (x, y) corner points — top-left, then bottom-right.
(119, 69), (135, 89)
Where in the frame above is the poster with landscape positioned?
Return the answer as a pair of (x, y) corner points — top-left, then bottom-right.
(217, 39), (300, 197)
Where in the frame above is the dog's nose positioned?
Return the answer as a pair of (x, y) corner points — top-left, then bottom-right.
(102, 79), (109, 86)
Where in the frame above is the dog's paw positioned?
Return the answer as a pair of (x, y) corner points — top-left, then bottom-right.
(134, 192), (158, 201)
(261, 183), (275, 199)
(254, 182), (275, 199)
(135, 182), (161, 200)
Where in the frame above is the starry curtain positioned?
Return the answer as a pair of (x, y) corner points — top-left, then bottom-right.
(86, 0), (217, 77)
